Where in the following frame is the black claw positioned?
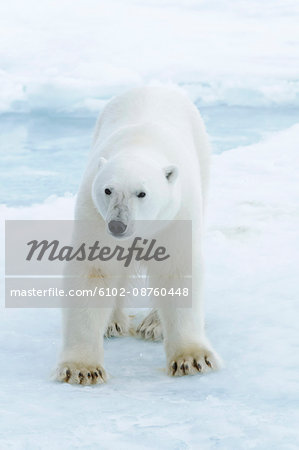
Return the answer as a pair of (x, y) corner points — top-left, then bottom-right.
(65, 369), (71, 382)
(78, 371), (84, 384)
(192, 359), (201, 371)
(172, 361), (178, 375)
(78, 372), (84, 384)
(94, 372), (98, 377)
(181, 363), (188, 374)
(180, 363), (186, 374)
(87, 372), (91, 377)
(205, 357), (212, 368)
(115, 323), (121, 333)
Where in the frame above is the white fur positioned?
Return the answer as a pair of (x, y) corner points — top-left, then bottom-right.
(56, 86), (221, 384)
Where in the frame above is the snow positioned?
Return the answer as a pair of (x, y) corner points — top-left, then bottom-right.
(1, 0), (299, 447)
(1, 0), (299, 206)
(2, 106), (299, 206)
(1, 125), (299, 449)
(0, 0), (299, 113)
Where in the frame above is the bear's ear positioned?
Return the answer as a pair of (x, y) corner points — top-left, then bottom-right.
(98, 157), (107, 169)
(164, 165), (178, 184)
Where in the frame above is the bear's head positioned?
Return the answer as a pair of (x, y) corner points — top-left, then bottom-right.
(91, 154), (181, 239)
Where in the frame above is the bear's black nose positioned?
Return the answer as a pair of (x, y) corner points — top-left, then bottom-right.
(108, 220), (127, 236)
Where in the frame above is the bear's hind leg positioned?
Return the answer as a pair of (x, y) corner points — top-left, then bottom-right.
(136, 309), (163, 341)
(105, 304), (130, 338)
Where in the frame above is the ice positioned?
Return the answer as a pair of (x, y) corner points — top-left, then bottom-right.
(0, 0), (298, 114)
(1, 0), (298, 446)
(1, 105), (299, 206)
(1, 124), (298, 448)
(1, 0), (299, 206)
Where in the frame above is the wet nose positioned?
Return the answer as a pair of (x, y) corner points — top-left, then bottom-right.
(108, 220), (127, 235)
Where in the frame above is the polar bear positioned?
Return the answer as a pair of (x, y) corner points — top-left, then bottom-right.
(56, 86), (221, 384)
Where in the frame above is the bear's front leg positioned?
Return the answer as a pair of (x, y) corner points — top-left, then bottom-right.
(157, 277), (222, 377)
(160, 306), (222, 376)
(56, 306), (112, 385)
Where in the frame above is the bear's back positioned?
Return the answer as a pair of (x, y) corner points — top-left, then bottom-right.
(93, 86), (201, 145)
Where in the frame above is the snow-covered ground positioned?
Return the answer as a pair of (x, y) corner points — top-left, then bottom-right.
(0, 0), (298, 113)
(1, 0), (299, 448)
(1, 125), (298, 449)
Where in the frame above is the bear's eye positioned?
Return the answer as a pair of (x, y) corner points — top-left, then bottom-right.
(137, 192), (146, 198)
(105, 188), (112, 195)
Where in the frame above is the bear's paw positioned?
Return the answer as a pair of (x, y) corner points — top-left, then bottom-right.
(55, 363), (107, 385)
(168, 345), (222, 377)
(105, 321), (128, 338)
(136, 310), (163, 341)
